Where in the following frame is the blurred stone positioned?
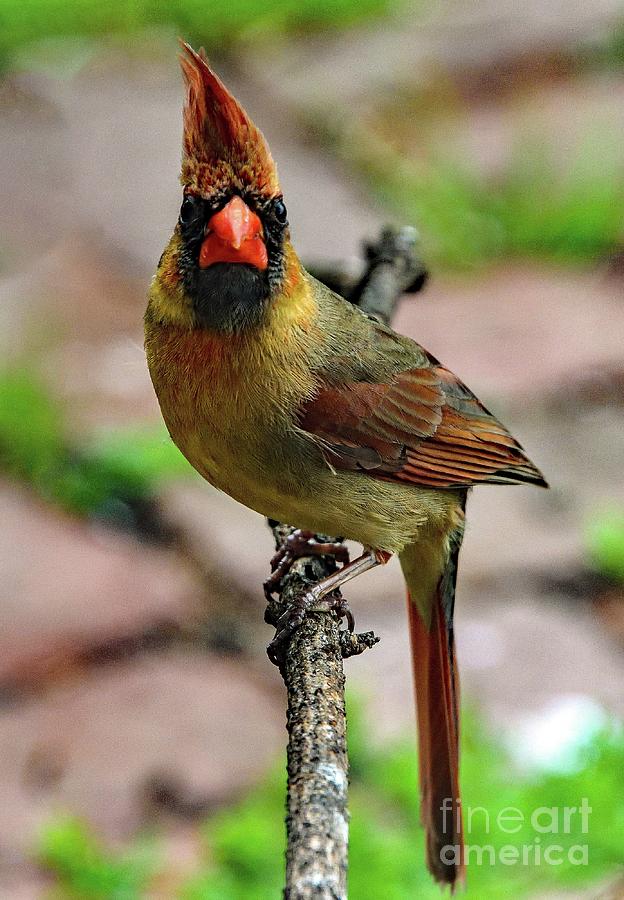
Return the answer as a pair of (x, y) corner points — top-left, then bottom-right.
(0, 235), (160, 432)
(345, 579), (624, 746)
(0, 870), (51, 900)
(0, 59), (178, 274)
(244, 0), (624, 112)
(594, 590), (624, 646)
(156, 482), (279, 657)
(458, 592), (624, 726)
(0, 651), (284, 869)
(369, 72), (624, 181)
(0, 481), (203, 688)
(150, 822), (205, 898)
(394, 266), (624, 400)
(158, 482), (272, 595)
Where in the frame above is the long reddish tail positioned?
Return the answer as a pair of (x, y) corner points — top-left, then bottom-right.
(407, 574), (464, 887)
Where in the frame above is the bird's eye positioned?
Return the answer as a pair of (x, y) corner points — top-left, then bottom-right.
(179, 194), (203, 226)
(273, 198), (288, 226)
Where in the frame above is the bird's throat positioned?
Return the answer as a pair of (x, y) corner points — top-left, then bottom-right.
(187, 261), (270, 332)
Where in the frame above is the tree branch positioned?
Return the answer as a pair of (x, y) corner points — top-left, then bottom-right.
(265, 226), (427, 900)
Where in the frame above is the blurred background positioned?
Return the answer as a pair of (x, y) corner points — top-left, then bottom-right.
(1, 1), (624, 897)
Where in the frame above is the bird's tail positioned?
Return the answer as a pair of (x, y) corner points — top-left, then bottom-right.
(401, 517), (465, 888)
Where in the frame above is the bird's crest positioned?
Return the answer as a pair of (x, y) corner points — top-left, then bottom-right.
(179, 42), (279, 196)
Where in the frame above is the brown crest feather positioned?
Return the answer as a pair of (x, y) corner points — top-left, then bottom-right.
(178, 41), (279, 195)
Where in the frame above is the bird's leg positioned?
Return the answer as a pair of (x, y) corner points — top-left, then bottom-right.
(267, 549), (390, 666)
(264, 529), (350, 599)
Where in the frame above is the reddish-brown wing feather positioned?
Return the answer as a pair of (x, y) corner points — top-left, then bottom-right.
(300, 364), (547, 489)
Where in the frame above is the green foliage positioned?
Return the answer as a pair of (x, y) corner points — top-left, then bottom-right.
(0, 371), (190, 522)
(0, 370), (66, 488)
(39, 817), (156, 899)
(362, 141), (624, 270)
(587, 511), (624, 583)
(182, 774), (286, 900)
(584, 20), (624, 70)
(0, 0), (397, 71)
(40, 699), (624, 898)
(324, 94), (624, 270)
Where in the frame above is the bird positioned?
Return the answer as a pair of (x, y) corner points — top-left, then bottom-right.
(145, 42), (547, 888)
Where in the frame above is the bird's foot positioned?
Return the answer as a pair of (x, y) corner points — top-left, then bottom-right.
(265, 550), (384, 666)
(267, 588), (355, 667)
(264, 529), (350, 600)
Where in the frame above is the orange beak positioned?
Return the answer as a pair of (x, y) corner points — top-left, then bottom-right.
(199, 196), (268, 270)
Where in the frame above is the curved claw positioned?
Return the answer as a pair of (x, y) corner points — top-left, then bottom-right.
(264, 530), (350, 598)
(266, 588), (356, 667)
(265, 549), (382, 667)
(332, 597), (355, 633)
(267, 640), (284, 667)
(266, 587), (315, 665)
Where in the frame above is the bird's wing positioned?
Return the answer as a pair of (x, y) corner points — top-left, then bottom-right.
(300, 354), (547, 489)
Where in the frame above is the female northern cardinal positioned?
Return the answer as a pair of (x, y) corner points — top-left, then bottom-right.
(145, 43), (547, 887)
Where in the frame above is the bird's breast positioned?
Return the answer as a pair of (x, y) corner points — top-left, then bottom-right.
(145, 318), (321, 500)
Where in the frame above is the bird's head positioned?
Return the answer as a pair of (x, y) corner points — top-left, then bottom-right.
(153, 42), (296, 332)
